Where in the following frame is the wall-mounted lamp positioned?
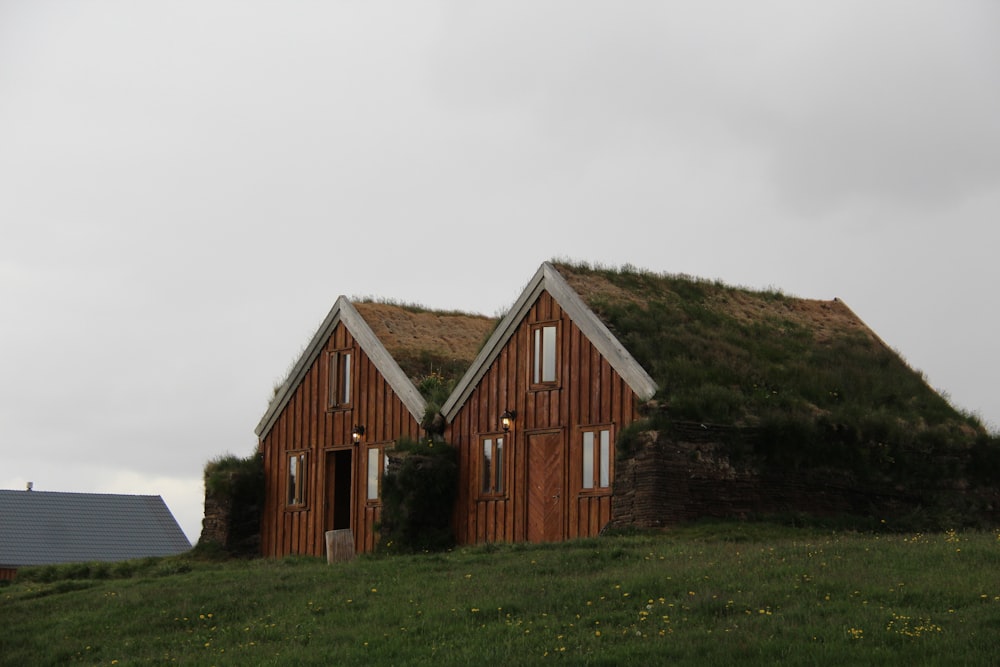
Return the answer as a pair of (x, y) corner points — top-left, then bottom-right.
(500, 409), (516, 432)
(352, 424), (366, 445)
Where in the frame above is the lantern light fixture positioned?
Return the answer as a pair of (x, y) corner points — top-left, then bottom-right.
(352, 424), (366, 445)
(500, 409), (516, 432)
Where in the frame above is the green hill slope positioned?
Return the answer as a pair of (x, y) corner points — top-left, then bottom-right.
(4, 527), (999, 665)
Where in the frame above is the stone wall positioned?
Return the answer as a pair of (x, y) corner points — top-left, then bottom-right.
(198, 476), (261, 556)
(609, 424), (914, 530)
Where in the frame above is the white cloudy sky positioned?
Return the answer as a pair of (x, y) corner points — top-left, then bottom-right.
(2, 1), (998, 543)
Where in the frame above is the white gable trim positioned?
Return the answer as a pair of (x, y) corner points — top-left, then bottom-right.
(441, 262), (657, 422)
(255, 297), (426, 440)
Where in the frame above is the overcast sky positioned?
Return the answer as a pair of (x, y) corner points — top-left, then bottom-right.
(2, 1), (998, 543)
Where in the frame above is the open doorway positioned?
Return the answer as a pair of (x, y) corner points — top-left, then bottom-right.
(325, 449), (353, 531)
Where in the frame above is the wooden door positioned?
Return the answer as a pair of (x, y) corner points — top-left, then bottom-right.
(526, 431), (564, 543)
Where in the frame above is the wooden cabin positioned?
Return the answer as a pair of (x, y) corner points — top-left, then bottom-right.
(255, 298), (494, 557)
(442, 263), (658, 544)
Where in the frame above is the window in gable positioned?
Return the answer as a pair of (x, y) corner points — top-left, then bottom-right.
(328, 350), (353, 409)
(531, 323), (559, 386)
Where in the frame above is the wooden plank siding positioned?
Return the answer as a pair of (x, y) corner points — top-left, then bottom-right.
(446, 290), (639, 545)
(259, 321), (421, 558)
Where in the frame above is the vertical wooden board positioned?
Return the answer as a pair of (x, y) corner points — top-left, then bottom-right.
(608, 372), (619, 429)
(319, 338), (330, 416)
(579, 332), (593, 425)
(579, 497), (591, 539)
(496, 346), (508, 420)
(473, 501), (486, 544)
(568, 323), (580, 431)
(596, 357), (608, 424)
(476, 372), (489, 438)
(311, 358), (320, 446)
(295, 379), (304, 448)
(487, 502), (496, 543)
(577, 497), (588, 539)
(453, 431), (468, 544)
(497, 498), (509, 543)
(507, 333), (519, 419)
(260, 439), (272, 556)
(364, 357), (376, 439)
(589, 345), (601, 425)
(270, 436), (281, 556)
(486, 501), (497, 543)
(512, 418), (525, 541)
(550, 386), (562, 429)
(497, 501), (508, 543)
(352, 451), (363, 552)
(274, 417), (286, 555)
(487, 351), (499, 427)
(355, 349), (366, 435)
(540, 390), (552, 430)
(300, 510), (309, 556)
(562, 319), (574, 426)
(367, 507), (379, 552)
(603, 352), (614, 424)
(584, 497), (596, 537)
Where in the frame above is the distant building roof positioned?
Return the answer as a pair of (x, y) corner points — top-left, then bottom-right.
(0, 489), (191, 568)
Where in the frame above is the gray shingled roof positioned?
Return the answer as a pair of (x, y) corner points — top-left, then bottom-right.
(0, 489), (191, 568)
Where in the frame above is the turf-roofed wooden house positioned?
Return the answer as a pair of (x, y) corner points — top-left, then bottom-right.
(442, 262), (658, 544)
(255, 298), (494, 557)
(442, 261), (991, 543)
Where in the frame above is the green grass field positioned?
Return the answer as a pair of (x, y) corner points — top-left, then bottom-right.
(3, 523), (998, 665)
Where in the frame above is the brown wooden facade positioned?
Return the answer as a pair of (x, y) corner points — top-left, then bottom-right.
(444, 270), (657, 544)
(258, 264), (657, 556)
(257, 306), (423, 558)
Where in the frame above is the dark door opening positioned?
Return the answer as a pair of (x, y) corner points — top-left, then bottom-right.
(326, 449), (353, 531)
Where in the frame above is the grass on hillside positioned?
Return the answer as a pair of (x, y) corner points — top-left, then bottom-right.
(562, 262), (974, 430)
(556, 262), (1000, 514)
(3, 523), (999, 666)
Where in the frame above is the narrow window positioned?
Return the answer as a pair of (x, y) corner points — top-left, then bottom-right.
(582, 431), (595, 490)
(481, 438), (492, 494)
(531, 324), (558, 385)
(495, 436), (504, 493)
(367, 446), (380, 501)
(599, 430), (610, 488)
(341, 352), (352, 405)
(328, 350), (353, 409)
(287, 452), (307, 506)
(581, 428), (612, 491)
(480, 436), (505, 495)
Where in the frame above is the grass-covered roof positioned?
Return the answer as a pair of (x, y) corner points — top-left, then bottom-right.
(353, 300), (495, 384)
(552, 261), (979, 435)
